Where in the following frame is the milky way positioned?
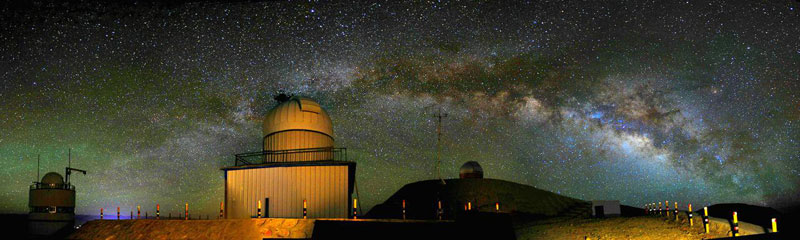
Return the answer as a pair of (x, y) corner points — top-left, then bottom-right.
(1, 1), (799, 216)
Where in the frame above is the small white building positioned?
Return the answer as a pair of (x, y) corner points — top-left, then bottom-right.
(591, 200), (620, 217)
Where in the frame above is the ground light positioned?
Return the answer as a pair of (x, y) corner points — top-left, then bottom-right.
(771, 218), (777, 233)
(703, 207), (709, 234)
(353, 198), (358, 219)
(732, 211), (739, 237)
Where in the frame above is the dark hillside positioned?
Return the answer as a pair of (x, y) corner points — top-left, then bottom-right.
(366, 178), (591, 221)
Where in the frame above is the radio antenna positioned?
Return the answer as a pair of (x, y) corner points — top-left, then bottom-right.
(65, 149), (86, 185)
(433, 109), (448, 184)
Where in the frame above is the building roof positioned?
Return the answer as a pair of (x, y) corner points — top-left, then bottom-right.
(263, 96), (334, 138)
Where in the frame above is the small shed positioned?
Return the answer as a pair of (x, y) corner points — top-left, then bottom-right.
(591, 200), (620, 217)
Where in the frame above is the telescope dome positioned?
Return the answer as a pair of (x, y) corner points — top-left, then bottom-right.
(459, 161), (484, 179)
(41, 172), (64, 186)
(262, 96), (334, 152)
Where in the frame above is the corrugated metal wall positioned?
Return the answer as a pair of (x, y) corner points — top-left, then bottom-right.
(264, 130), (333, 158)
(226, 165), (350, 219)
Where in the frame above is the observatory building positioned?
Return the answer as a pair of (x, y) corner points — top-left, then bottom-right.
(29, 161), (86, 238)
(222, 96), (356, 219)
(29, 172), (75, 236)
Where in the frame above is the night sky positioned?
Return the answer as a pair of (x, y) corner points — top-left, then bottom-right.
(2, 1), (799, 217)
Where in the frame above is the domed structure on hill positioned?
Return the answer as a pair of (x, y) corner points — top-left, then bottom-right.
(367, 161), (591, 220)
(365, 178), (591, 220)
(459, 161), (484, 179)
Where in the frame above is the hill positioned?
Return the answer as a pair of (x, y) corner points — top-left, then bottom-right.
(365, 178), (591, 220)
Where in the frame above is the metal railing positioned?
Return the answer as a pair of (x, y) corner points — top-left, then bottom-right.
(233, 147), (348, 166)
(30, 182), (75, 190)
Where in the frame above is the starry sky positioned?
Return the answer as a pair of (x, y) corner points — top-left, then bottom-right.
(1, 1), (799, 216)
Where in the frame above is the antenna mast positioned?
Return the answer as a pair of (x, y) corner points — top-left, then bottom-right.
(37, 154), (40, 182)
(434, 109), (448, 184)
(65, 148), (87, 185)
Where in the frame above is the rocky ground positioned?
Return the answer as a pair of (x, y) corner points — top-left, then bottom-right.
(67, 218), (315, 239)
(516, 215), (731, 240)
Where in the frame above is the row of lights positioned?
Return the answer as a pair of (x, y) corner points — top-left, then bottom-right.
(99, 203), (201, 220)
(250, 198), (359, 219)
(101, 199), (506, 221)
(248, 198), (501, 220)
(645, 201), (779, 236)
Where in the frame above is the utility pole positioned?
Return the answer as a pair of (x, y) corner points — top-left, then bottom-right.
(433, 109), (448, 184)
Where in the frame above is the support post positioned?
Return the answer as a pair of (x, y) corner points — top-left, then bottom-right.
(353, 198), (358, 219)
(437, 200), (442, 220)
(703, 206), (709, 233)
(157, 204), (160, 220)
(257, 200), (262, 218)
(732, 211), (739, 237)
(688, 204), (693, 227)
(185, 203), (188, 220)
(303, 199), (307, 219)
(658, 202), (662, 216)
(220, 202), (224, 219)
(651, 203), (656, 215)
(137, 205), (140, 219)
(771, 218), (777, 233)
(117, 207), (120, 220)
(674, 202), (678, 221)
(402, 200), (406, 220)
(100, 208), (103, 220)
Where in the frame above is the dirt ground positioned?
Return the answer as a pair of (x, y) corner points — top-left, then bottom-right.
(516, 216), (729, 240)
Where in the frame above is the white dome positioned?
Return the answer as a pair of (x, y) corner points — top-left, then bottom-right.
(263, 96), (333, 138)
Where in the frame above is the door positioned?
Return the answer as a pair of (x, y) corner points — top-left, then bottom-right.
(594, 206), (605, 218)
(264, 198), (269, 218)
